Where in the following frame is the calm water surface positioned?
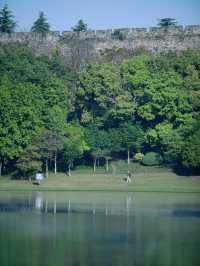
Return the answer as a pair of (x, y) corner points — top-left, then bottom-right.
(0, 191), (199, 266)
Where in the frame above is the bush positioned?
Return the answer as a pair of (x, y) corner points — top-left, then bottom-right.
(142, 152), (163, 166)
(112, 30), (125, 41)
(133, 152), (144, 162)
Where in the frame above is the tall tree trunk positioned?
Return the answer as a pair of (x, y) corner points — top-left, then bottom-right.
(127, 149), (130, 165)
(46, 159), (48, 179)
(0, 161), (2, 177)
(93, 158), (97, 173)
(68, 163), (71, 176)
(54, 152), (57, 175)
(106, 158), (109, 172)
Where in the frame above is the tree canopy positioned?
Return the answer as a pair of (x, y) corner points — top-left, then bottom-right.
(0, 45), (199, 176)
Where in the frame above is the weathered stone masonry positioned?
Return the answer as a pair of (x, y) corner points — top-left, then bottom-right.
(0, 25), (200, 60)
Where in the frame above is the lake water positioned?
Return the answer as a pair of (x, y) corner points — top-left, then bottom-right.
(0, 191), (200, 266)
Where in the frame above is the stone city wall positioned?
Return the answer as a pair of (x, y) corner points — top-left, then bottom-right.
(0, 25), (199, 62)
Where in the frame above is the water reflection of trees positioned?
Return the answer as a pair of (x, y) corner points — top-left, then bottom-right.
(0, 194), (135, 217)
(0, 194), (199, 266)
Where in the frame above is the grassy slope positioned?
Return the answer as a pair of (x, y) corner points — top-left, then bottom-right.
(0, 161), (199, 192)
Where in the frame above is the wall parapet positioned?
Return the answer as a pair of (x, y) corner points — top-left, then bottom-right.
(0, 25), (199, 43)
(0, 25), (199, 56)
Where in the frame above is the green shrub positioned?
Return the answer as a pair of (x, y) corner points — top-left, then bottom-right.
(142, 152), (163, 166)
(133, 152), (144, 162)
(111, 30), (125, 41)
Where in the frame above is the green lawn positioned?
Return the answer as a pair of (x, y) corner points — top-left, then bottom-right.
(0, 161), (199, 193)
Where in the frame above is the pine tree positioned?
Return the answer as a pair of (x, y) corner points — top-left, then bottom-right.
(31, 11), (50, 34)
(72, 19), (87, 32)
(158, 18), (178, 27)
(0, 5), (16, 33)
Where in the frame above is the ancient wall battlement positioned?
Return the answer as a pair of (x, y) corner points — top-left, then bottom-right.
(0, 25), (200, 42)
(0, 25), (199, 64)
(62, 25), (200, 39)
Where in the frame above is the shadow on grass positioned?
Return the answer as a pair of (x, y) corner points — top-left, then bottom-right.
(173, 164), (200, 177)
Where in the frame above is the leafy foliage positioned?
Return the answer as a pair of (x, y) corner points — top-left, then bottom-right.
(142, 152), (163, 166)
(0, 45), (200, 175)
(16, 144), (42, 179)
(181, 120), (200, 170)
(76, 63), (132, 127)
(63, 124), (88, 174)
(0, 45), (70, 176)
(112, 30), (125, 41)
(134, 153), (144, 162)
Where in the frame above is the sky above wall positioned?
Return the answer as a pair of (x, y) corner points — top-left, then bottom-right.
(2, 0), (200, 31)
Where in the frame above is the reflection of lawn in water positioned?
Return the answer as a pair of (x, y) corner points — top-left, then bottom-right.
(0, 161), (199, 192)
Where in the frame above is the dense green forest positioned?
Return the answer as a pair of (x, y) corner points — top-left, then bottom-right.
(0, 44), (200, 178)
